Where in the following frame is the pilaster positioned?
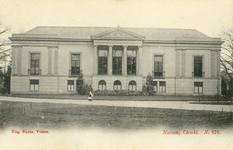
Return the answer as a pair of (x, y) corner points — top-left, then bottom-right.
(108, 45), (113, 75)
(54, 47), (58, 75)
(17, 46), (22, 75)
(48, 47), (52, 75)
(93, 45), (98, 75)
(123, 45), (128, 76)
(138, 46), (143, 76)
(211, 50), (216, 77)
(175, 49), (180, 77)
(181, 50), (186, 77)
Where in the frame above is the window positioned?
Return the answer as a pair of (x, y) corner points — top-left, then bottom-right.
(159, 81), (166, 93)
(194, 56), (203, 77)
(127, 50), (136, 75)
(114, 80), (121, 90)
(30, 53), (40, 75)
(128, 80), (136, 91)
(98, 80), (106, 90)
(194, 82), (203, 93)
(153, 81), (158, 92)
(98, 50), (108, 75)
(71, 54), (80, 75)
(67, 80), (74, 92)
(30, 80), (39, 91)
(154, 55), (163, 77)
(113, 47), (122, 75)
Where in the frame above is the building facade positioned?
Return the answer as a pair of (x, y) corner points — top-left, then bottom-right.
(10, 26), (222, 95)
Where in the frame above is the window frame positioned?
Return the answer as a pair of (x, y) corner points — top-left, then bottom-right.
(112, 50), (123, 75)
(70, 52), (82, 76)
(98, 80), (107, 90)
(67, 80), (74, 92)
(153, 81), (158, 92)
(159, 81), (166, 93)
(29, 80), (39, 91)
(153, 54), (165, 78)
(127, 50), (137, 75)
(193, 55), (204, 78)
(194, 82), (203, 93)
(128, 80), (137, 91)
(113, 80), (122, 90)
(29, 52), (41, 75)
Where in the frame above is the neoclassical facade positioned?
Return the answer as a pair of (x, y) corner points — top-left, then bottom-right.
(10, 26), (222, 95)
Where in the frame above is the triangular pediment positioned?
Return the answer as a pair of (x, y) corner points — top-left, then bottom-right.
(91, 27), (145, 40)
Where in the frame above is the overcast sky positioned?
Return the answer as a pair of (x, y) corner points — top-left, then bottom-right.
(0, 0), (233, 38)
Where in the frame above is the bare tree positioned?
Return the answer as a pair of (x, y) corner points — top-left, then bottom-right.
(220, 28), (233, 97)
(0, 23), (11, 72)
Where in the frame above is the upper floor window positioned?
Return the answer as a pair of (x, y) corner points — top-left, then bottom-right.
(194, 56), (203, 77)
(127, 50), (136, 75)
(98, 80), (106, 90)
(71, 54), (80, 75)
(128, 80), (136, 91)
(154, 55), (163, 77)
(114, 80), (121, 90)
(30, 80), (39, 91)
(30, 53), (40, 75)
(113, 49), (122, 75)
(98, 50), (108, 75)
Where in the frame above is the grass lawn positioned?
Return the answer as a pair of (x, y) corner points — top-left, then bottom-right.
(0, 101), (232, 131)
(1, 94), (228, 101)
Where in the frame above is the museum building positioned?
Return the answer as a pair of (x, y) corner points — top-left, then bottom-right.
(9, 26), (223, 95)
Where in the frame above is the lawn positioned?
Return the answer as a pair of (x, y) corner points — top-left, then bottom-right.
(1, 94), (227, 101)
(0, 101), (232, 131)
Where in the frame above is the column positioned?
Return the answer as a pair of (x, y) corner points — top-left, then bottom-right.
(181, 50), (186, 77)
(138, 46), (143, 76)
(217, 51), (220, 78)
(17, 46), (22, 75)
(211, 50), (216, 77)
(11, 46), (16, 75)
(93, 45), (98, 75)
(175, 49), (180, 77)
(108, 45), (113, 75)
(54, 47), (58, 75)
(48, 47), (52, 75)
(123, 45), (127, 76)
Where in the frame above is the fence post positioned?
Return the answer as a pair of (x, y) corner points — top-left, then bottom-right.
(30, 103), (32, 110)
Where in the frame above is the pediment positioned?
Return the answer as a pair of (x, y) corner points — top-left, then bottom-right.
(91, 27), (145, 40)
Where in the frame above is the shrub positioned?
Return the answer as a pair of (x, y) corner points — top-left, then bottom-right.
(93, 90), (143, 96)
(0, 87), (8, 94)
(77, 83), (93, 95)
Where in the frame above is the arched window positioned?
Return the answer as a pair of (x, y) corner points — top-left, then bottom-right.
(98, 80), (106, 90)
(113, 80), (121, 90)
(128, 80), (136, 91)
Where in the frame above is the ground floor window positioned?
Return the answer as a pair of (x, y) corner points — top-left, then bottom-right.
(194, 82), (203, 93)
(30, 80), (39, 91)
(114, 80), (121, 90)
(98, 80), (106, 90)
(153, 81), (158, 92)
(67, 80), (74, 92)
(159, 81), (166, 93)
(128, 80), (136, 91)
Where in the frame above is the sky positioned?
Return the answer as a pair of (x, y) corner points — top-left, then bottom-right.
(0, 0), (233, 38)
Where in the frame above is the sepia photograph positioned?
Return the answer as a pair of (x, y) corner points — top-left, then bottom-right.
(0, 0), (233, 149)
